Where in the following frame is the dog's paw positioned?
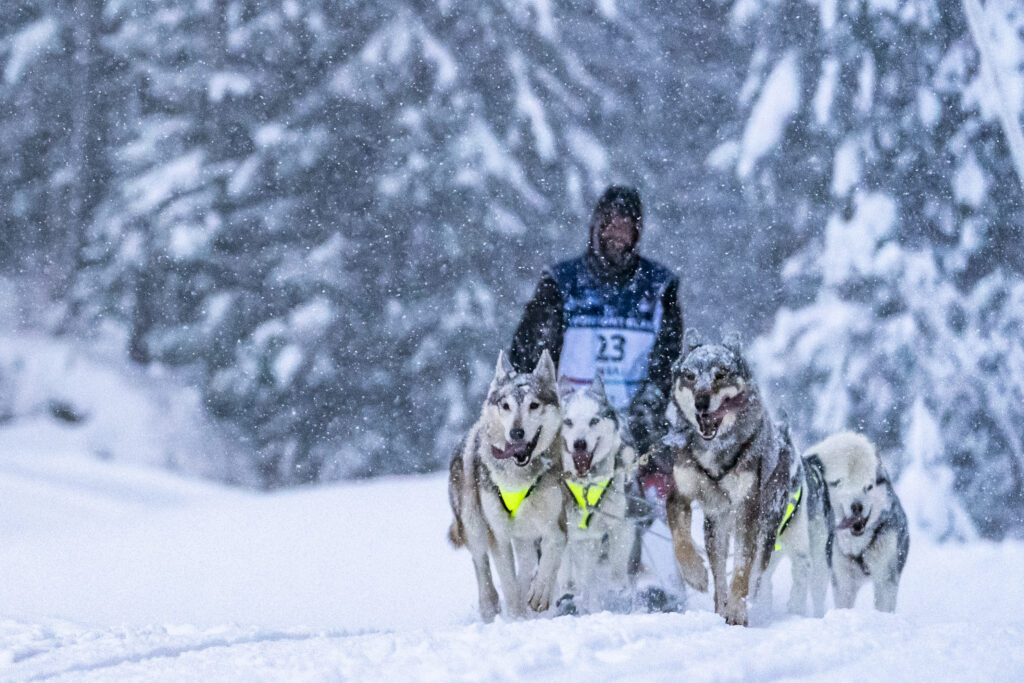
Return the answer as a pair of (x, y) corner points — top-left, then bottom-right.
(555, 593), (578, 617)
(504, 600), (528, 619)
(480, 598), (500, 623)
(527, 578), (554, 613)
(677, 554), (709, 593)
(722, 597), (748, 627)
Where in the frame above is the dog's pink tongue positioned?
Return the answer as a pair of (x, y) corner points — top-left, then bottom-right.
(837, 516), (857, 530)
(572, 450), (593, 475)
(493, 442), (529, 461)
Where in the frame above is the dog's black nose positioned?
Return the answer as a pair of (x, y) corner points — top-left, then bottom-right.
(851, 501), (863, 517)
(573, 439), (588, 452)
(695, 393), (710, 412)
(510, 427), (525, 441)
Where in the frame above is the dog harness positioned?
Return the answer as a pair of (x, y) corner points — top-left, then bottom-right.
(498, 482), (537, 519)
(774, 484), (803, 551)
(564, 478), (612, 529)
(552, 257), (674, 411)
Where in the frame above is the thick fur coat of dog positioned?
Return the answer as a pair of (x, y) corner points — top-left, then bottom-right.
(806, 431), (910, 612)
(448, 350), (566, 621)
(556, 375), (635, 614)
(664, 335), (794, 626)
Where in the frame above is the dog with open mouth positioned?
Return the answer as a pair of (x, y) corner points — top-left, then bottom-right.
(805, 431), (910, 612)
(554, 374), (635, 615)
(664, 332), (794, 626)
(447, 350), (566, 621)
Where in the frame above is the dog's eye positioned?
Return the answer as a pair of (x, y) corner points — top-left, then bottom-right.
(501, 402), (511, 411)
(563, 418), (573, 427)
(712, 367), (726, 381)
(681, 369), (695, 383)
(529, 401), (539, 410)
(589, 417), (600, 427)
(865, 484), (874, 492)
(828, 479), (841, 487)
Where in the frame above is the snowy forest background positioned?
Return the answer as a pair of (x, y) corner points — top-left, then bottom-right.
(1, 0), (1023, 539)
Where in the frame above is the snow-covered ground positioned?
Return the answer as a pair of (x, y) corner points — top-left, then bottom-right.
(1, 334), (1023, 680)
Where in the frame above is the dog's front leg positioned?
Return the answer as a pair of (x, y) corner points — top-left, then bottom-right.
(830, 553), (862, 609)
(787, 552), (810, 616)
(724, 501), (761, 626)
(492, 538), (525, 617)
(667, 491), (708, 592)
(703, 513), (729, 614)
(606, 523), (633, 590)
(868, 540), (901, 614)
(808, 517), (830, 617)
(873, 571), (899, 613)
(513, 536), (540, 599)
(528, 526), (566, 613)
(469, 547), (501, 622)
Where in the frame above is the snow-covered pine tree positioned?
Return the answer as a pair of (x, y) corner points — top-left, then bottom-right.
(25, 1), (759, 486)
(0, 0), (121, 299)
(726, 0), (1024, 537)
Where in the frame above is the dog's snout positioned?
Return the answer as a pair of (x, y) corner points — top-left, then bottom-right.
(694, 393), (710, 412)
(510, 427), (525, 441)
(851, 501), (863, 517)
(573, 438), (588, 452)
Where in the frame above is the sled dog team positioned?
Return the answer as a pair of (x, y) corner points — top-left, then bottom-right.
(448, 337), (910, 626)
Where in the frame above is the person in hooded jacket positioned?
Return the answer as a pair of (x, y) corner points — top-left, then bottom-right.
(508, 185), (684, 609)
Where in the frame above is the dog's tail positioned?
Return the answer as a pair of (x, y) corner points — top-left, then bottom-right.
(447, 448), (466, 548)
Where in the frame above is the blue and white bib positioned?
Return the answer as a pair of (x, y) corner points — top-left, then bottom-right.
(551, 257), (674, 411)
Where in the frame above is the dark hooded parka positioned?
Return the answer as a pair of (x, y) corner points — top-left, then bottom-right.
(508, 186), (684, 459)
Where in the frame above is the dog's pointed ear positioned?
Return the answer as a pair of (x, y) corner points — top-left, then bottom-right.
(491, 350), (511, 392)
(499, 350), (515, 376)
(588, 373), (608, 401)
(683, 328), (703, 356)
(876, 461), (890, 484)
(533, 349), (557, 386)
(557, 374), (576, 401)
(722, 331), (743, 354)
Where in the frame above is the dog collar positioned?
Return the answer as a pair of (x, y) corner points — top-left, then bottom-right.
(498, 482), (537, 519)
(565, 477), (612, 529)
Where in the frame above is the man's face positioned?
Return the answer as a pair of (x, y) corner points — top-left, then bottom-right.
(594, 214), (640, 268)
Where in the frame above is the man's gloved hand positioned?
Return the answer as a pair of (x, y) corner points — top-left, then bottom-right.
(639, 470), (674, 503)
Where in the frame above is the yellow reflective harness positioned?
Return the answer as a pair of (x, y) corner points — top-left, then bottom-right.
(774, 484), (803, 551)
(564, 478), (612, 529)
(498, 482), (537, 519)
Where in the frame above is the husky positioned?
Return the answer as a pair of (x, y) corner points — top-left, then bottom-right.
(762, 425), (831, 617)
(555, 375), (635, 615)
(806, 431), (910, 612)
(664, 333), (793, 626)
(447, 350), (566, 621)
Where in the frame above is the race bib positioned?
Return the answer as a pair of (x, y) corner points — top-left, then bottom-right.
(559, 326), (656, 410)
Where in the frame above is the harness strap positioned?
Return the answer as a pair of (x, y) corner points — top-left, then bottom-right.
(775, 484), (803, 551)
(498, 482), (537, 519)
(565, 477), (612, 529)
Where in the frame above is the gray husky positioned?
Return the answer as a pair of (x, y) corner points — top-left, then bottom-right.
(448, 350), (566, 621)
(806, 431), (910, 612)
(664, 334), (794, 626)
(556, 375), (635, 614)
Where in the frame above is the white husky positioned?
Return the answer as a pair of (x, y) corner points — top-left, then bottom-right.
(555, 375), (635, 614)
(807, 431), (910, 612)
(448, 350), (566, 621)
